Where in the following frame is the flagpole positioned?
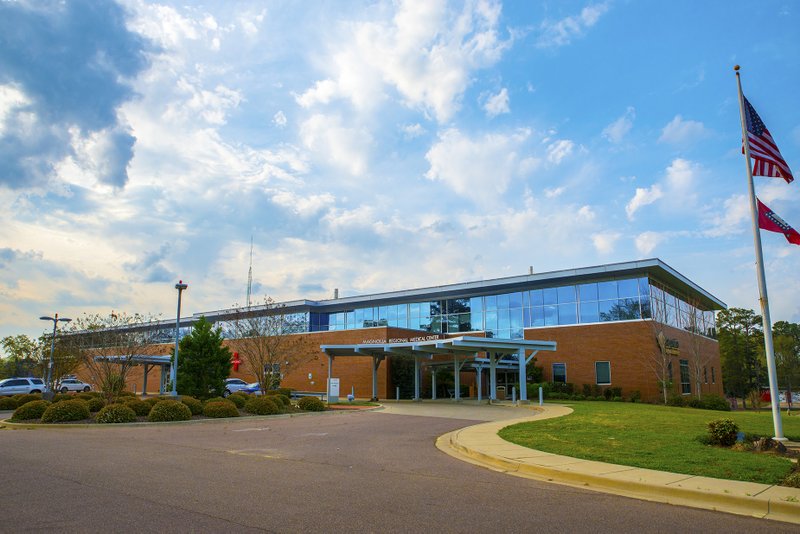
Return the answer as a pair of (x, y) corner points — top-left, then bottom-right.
(734, 65), (785, 441)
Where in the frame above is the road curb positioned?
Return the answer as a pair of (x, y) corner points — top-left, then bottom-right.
(439, 411), (800, 524)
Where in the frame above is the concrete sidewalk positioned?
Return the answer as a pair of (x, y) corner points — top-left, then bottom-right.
(437, 405), (800, 524)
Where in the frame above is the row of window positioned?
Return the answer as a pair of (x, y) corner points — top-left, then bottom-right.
(552, 360), (717, 390)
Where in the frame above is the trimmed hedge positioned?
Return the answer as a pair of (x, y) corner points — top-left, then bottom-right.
(124, 398), (152, 416)
(227, 393), (248, 408)
(708, 418), (739, 447)
(204, 396), (228, 405)
(142, 397), (160, 409)
(96, 404), (137, 424)
(203, 400), (240, 418)
(273, 394), (291, 407)
(148, 400), (192, 422)
(85, 397), (106, 413)
(180, 396), (203, 415)
(11, 400), (50, 421)
(244, 396), (280, 415)
(41, 399), (90, 423)
(0, 396), (18, 410)
(297, 396), (325, 412)
(15, 393), (42, 406)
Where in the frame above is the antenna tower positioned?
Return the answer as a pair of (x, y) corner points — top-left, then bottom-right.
(246, 236), (253, 308)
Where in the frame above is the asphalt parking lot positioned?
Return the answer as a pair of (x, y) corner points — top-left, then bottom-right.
(1, 404), (795, 533)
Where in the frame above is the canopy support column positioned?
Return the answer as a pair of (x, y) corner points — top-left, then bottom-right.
(142, 364), (149, 397)
(476, 363), (483, 402)
(371, 356), (383, 401)
(454, 355), (461, 401)
(518, 348), (527, 403)
(431, 370), (437, 400)
(413, 356), (421, 401)
(160, 365), (168, 394)
(489, 353), (497, 401)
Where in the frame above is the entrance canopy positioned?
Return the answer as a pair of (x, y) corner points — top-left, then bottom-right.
(320, 336), (556, 402)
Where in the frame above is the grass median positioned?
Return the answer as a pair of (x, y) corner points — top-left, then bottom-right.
(498, 401), (800, 485)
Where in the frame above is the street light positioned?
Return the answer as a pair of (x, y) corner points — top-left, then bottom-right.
(39, 314), (71, 397)
(170, 280), (188, 396)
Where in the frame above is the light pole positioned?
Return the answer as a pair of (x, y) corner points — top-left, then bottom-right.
(171, 280), (188, 396)
(39, 314), (71, 397)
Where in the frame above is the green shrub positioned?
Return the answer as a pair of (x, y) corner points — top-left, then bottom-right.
(124, 398), (152, 416)
(609, 387), (622, 398)
(96, 404), (137, 424)
(667, 394), (687, 407)
(298, 396), (325, 411)
(574, 394), (586, 401)
(783, 469), (800, 488)
(41, 399), (90, 423)
(593, 396), (605, 401)
(148, 400), (192, 422)
(0, 397), (18, 410)
(603, 388), (613, 401)
(629, 390), (642, 403)
(226, 393), (247, 408)
(180, 396), (203, 415)
(244, 396), (280, 415)
(527, 382), (551, 399)
(708, 418), (739, 447)
(204, 396), (228, 405)
(77, 392), (95, 401)
(11, 400), (51, 421)
(276, 388), (292, 398)
(203, 400), (240, 418)
(274, 394), (291, 407)
(15, 393), (42, 406)
(86, 397), (106, 413)
(117, 390), (136, 397)
(52, 393), (73, 403)
(612, 396), (623, 402)
(551, 382), (574, 395)
(142, 397), (160, 409)
(581, 384), (592, 397)
(82, 391), (103, 398)
(700, 394), (731, 411)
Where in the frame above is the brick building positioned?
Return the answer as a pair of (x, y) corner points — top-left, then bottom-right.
(117, 258), (725, 402)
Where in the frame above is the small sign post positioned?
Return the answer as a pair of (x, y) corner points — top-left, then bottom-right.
(328, 377), (340, 403)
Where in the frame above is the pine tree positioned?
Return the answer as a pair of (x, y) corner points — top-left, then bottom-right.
(176, 316), (232, 399)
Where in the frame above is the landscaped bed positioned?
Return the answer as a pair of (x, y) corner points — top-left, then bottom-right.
(499, 401), (800, 485)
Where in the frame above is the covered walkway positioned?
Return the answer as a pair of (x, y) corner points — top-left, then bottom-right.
(320, 336), (556, 403)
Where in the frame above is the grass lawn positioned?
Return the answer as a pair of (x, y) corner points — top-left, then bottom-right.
(498, 401), (800, 485)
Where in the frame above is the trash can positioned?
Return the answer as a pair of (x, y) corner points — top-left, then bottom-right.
(495, 386), (506, 400)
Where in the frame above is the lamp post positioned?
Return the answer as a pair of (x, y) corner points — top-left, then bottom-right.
(171, 280), (188, 396)
(39, 314), (71, 398)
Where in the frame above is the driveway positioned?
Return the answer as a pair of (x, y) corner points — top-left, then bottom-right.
(1, 406), (794, 533)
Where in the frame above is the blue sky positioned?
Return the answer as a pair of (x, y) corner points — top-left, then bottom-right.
(1, 0), (799, 340)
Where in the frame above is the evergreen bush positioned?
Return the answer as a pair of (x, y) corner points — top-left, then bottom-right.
(124, 398), (152, 416)
(15, 393), (42, 406)
(148, 400), (192, 422)
(11, 400), (50, 421)
(700, 394), (731, 411)
(142, 397), (160, 409)
(244, 396), (280, 415)
(629, 390), (642, 403)
(226, 393), (247, 408)
(298, 396), (325, 411)
(203, 400), (240, 418)
(96, 404), (137, 424)
(274, 394), (291, 407)
(667, 394), (687, 407)
(708, 418), (739, 447)
(41, 399), (90, 423)
(86, 397), (106, 412)
(180, 396), (203, 415)
(0, 396), (18, 410)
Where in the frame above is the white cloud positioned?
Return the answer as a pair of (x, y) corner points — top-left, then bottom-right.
(704, 194), (750, 237)
(664, 158), (698, 191)
(544, 186), (565, 198)
(546, 139), (574, 164)
(299, 114), (372, 176)
(273, 110), (287, 127)
(537, 2), (610, 48)
(592, 232), (621, 254)
(400, 123), (426, 139)
(484, 87), (510, 118)
(0, 84), (31, 137)
(635, 231), (666, 255)
(602, 106), (635, 143)
(297, 0), (510, 122)
(425, 127), (531, 202)
(271, 190), (335, 217)
(658, 115), (708, 145)
(625, 184), (663, 220)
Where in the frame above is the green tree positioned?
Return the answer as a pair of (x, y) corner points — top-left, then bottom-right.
(176, 316), (231, 399)
(0, 335), (39, 378)
(717, 308), (764, 408)
(773, 321), (800, 410)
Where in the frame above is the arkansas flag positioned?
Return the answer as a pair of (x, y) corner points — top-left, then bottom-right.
(757, 198), (800, 245)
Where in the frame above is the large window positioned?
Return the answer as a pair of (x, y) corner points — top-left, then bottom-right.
(679, 359), (691, 395)
(595, 361), (611, 385)
(552, 363), (567, 384)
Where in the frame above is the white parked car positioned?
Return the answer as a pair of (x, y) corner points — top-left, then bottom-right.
(55, 378), (93, 393)
(223, 378), (250, 397)
(0, 377), (45, 395)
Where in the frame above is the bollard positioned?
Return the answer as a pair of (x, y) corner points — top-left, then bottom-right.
(396, 386), (400, 402)
(539, 386), (543, 406)
(512, 386), (517, 404)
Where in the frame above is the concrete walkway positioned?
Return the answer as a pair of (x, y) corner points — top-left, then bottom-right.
(435, 404), (800, 525)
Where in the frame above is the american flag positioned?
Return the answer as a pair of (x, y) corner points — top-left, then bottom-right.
(744, 96), (794, 183)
